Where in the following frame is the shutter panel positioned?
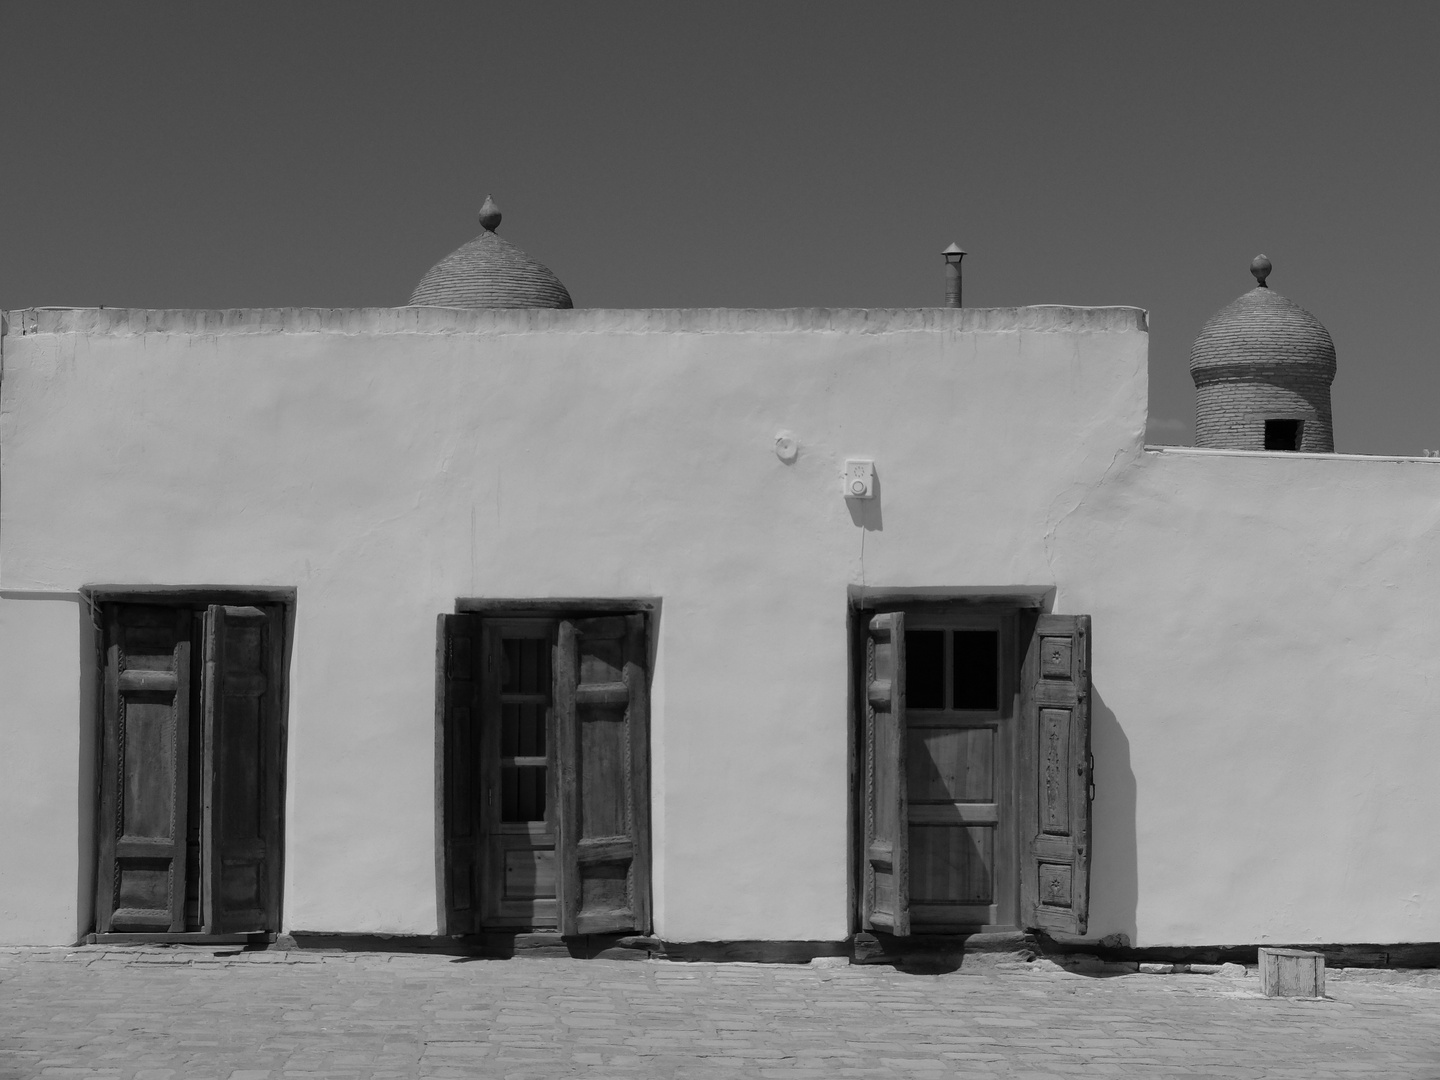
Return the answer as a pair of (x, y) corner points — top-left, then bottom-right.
(439, 613), (481, 935)
(202, 605), (285, 933)
(1019, 614), (1093, 935)
(554, 615), (651, 936)
(862, 612), (910, 936)
(95, 605), (192, 933)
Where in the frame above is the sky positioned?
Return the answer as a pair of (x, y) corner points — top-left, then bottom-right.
(2, 2), (1437, 454)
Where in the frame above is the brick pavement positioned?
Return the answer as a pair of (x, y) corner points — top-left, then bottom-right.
(2, 947), (1439, 1079)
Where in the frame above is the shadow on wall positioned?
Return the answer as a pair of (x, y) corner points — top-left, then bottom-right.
(1090, 685), (1137, 945)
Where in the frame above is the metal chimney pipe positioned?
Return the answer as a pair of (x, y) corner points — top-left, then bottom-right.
(942, 243), (966, 307)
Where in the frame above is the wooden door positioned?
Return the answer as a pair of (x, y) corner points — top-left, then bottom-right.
(479, 619), (559, 928)
(1019, 614), (1092, 934)
(97, 599), (287, 938)
(440, 611), (652, 935)
(202, 605), (285, 933)
(554, 615), (651, 936)
(861, 612), (909, 935)
(96, 605), (193, 933)
(439, 613), (481, 934)
(902, 610), (1018, 931)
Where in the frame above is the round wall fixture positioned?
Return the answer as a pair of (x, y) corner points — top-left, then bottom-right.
(774, 432), (799, 463)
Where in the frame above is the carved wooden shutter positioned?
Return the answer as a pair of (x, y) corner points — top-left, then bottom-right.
(554, 615), (651, 935)
(439, 613), (481, 934)
(202, 605), (285, 933)
(862, 612), (910, 936)
(1019, 614), (1093, 934)
(96, 605), (193, 933)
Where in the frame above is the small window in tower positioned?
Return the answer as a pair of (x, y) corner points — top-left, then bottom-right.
(1264, 419), (1301, 451)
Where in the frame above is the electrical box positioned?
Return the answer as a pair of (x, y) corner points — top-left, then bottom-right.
(844, 459), (875, 499)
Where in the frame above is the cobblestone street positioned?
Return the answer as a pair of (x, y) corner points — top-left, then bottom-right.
(3, 947), (1439, 1079)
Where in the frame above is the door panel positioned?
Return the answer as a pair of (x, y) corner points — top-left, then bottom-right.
(97, 606), (192, 934)
(907, 726), (995, 802)
(909, 823), (995, 905)
(1019, 614), (1093, 934)
(439, 614), (480, 934)
(203, 605), (285, 934)
(555, 615), (651, 936)
(504, 847), (556, 900)
(861, 612), (909, 935)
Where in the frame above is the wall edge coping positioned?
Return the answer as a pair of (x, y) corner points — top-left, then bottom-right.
(1145, 445), (1440, 465)
(3, 305), (1149, 338)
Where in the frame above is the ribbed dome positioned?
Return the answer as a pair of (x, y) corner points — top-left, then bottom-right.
(1186, 257), (1330, 380)
(1190, 283), (1335, 380)
(409, 196), (572, 309)
(1189, 256), (1337, 452)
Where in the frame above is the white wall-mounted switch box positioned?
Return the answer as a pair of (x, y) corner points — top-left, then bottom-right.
(844, 459), (875, 499)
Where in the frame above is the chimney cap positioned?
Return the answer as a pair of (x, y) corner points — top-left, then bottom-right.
(942, 242), (966, 262)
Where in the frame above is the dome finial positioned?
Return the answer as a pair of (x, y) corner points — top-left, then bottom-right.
(1251, 254), (1272, 288)
(478, 195), (502, 233)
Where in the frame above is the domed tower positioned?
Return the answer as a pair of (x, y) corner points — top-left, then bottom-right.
(1189, 256), (1336, 452)
(409, 195), (573, 309)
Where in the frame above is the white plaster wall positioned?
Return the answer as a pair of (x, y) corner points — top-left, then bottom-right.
(0, 307), (1143, 943)
(1054, 447), (1440, 947)
(0, 596), (91, 943)
(3, 305), (1436, 948)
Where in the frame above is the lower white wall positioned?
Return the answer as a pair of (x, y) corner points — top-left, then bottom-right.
(1057, 448), (1440, 947)
(0, 597), (91, 944)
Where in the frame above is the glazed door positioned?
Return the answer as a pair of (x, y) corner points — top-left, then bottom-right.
(479, 620), (559, 928)
(900, 609), (1018, 931)
(440, 611), (654, 935)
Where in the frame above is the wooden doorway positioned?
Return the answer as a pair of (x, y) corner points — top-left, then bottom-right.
(94, 599), (288, 939)
(439, 609), (652, 937)
(902, 608), (1019, 931)
(857, 601), (1093, 938)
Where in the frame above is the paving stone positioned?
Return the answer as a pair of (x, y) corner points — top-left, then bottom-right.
(1, 949), (1439, 1078)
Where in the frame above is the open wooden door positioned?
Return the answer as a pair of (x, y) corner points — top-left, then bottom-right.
(1019, 614), (1093, 934)
(553, 615), (651, 936)
(202, 605), (285, 934)
(862, 612), (910, 936)
(438, 613), (481, 935)
(96, 606), (193, 933)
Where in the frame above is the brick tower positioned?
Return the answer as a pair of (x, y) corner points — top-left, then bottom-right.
(1190, 256), (1336, 452)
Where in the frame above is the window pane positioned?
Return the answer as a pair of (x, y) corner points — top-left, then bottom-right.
(501, 702), (546, 757)
(953, 630), (999, 710)
(501, 765), (547, 822)
(906, 630), (945, 709)
(502, 637), (549, 694)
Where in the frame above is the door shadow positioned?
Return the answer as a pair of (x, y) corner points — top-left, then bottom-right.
(1088, 685), (1138, 947)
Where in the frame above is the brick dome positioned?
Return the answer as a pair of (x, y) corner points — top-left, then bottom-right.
(409, 196), (572, 309)
(1189, 257), (1336, 452)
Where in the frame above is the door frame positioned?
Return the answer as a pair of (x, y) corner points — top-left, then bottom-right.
(847, 586), (1051, 938)
(437, 598), (660, 937)
(83, 586), (296, 944)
